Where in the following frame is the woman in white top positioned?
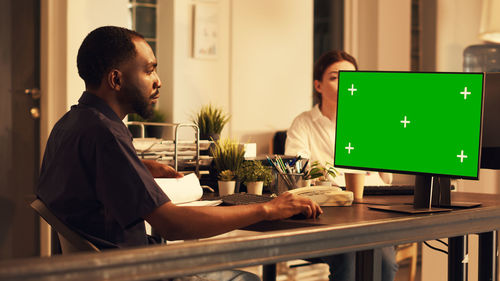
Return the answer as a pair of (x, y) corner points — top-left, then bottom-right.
(285, 51), (398, 281)
(286, 52), (392, 185)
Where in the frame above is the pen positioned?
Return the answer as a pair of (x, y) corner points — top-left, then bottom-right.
(266, 156), (282, 174)
(290, 155), (302, 166)
(277, 156), (286, 172)
(302, 160), (309, 172)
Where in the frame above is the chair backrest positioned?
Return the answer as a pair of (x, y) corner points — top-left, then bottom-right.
(30, 199), (100, 254)
(271, 130), (287, 155)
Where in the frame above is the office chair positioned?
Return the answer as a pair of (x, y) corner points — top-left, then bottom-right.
(396, 243), (418, 281)
(30, 199), (100, 254)
(269, 130), (287, 155)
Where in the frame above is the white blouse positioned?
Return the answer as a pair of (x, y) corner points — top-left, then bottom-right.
(285, 104), (387, 186)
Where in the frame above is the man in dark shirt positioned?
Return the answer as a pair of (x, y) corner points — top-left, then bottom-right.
(37, 26), (321, 260)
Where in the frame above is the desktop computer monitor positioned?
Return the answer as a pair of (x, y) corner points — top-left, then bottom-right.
(334, 71), (485, 213)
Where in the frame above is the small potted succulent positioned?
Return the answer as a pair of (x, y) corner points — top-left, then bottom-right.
(192, 104), (230, 141)
(237, 160), (273, 195)
(210, 138), (245, 193)
(304, 161), (338, 186)
(218, 170), (236, 196)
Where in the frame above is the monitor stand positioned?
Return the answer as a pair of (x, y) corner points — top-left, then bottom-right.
(414, 175), (481, 209)
(369, 175), (481, 214)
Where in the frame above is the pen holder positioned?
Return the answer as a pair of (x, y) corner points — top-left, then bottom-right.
(272, 173), (308, 195)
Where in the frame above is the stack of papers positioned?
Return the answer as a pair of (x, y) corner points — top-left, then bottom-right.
(154, 173), (221, 206)
(146, 174), (221, 236)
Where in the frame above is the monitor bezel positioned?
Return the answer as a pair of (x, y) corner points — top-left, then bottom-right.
(334, 70), (485, 180)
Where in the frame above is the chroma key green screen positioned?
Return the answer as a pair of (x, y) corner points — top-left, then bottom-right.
(334, 71), (484, 179)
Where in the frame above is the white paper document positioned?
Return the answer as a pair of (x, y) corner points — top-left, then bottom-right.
(154, 173), (221, 206)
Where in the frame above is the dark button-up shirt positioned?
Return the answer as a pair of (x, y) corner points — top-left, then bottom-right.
(37, 92), (169, 249)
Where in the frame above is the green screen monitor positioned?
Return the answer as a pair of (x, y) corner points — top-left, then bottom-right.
(335, 71), (484, 212)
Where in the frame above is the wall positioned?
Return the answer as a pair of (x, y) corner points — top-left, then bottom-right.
(158, 0), (313, 154)
(345, 0), (411, 71)
(230, 0), (313, 153)
(158, 0), (231, 138)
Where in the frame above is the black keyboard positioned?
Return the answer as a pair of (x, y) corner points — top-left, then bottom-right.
(362, 185), (415, 195)
(221, 193), (274, 205)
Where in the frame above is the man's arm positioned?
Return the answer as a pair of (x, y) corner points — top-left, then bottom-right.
(142, 159), (183, 178)
(145, 192), (322, 241)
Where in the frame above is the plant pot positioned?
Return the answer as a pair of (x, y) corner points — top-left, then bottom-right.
(234, 180), (241, 193)
(297, 179), (311, 188)
(316, 180), (333, 186)
(128, 125), (143, 138)
(200, 133), (220, 142)
(246, 181), (264, 195)
(146, 126), (164, 139)
(203, 133), (220, 156)
(218, 180), (236, 196)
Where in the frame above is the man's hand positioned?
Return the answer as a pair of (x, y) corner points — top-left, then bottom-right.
(142, 159), (183, 178)
(262, 192), (322, 220)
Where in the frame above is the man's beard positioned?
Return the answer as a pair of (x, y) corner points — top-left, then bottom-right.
(121, 86), (155, 119)
(132, 95), (154, 119)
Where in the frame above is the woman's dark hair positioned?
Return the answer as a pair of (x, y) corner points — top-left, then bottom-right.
(313, 50), (358, 107)
(77, 26), (144, 88)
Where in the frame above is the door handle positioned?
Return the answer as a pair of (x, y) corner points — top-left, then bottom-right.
(30, 107), (40, 119)
(25, 88), (40, 100)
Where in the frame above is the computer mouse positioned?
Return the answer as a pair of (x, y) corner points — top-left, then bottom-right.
(290, 212), (320, 220)
(290, 213), (308, 220)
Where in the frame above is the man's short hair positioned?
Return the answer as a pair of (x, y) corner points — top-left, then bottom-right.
(77, 26), (144, 88)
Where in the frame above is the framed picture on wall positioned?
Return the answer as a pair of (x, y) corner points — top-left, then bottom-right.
(193, 3), (218, 59)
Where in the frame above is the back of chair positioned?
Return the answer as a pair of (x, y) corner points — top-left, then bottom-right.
(271, 130), (287, 155)
(31, 199), (100, 254)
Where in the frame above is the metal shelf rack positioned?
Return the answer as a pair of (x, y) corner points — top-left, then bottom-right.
(127, 121), (212, 177)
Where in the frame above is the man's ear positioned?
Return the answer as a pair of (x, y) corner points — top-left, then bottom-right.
(108, 70), (122, 91)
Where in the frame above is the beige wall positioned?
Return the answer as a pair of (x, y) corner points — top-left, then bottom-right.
(157, 0), (231, 136)
(345, 0), (411, 71)
(158, 0), (313, 154)
(230, 0), (313, 154)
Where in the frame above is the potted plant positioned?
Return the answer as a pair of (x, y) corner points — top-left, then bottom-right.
(127, 113), (145, 138)
(192, 104), (230, 141)
(127, 109), (166, 138)
(217, 170), (236, 196)
(237, 160), (273, 195)
(303, 161), (337, 186)
(145, 109), (166, 138)
(210, 138), (245, 193)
